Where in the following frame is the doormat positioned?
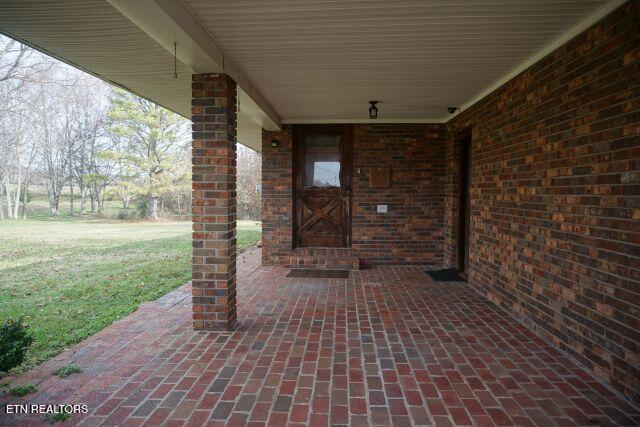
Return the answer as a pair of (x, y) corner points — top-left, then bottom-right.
(426, 268), (466, 282)
(287, 269), (350, 278)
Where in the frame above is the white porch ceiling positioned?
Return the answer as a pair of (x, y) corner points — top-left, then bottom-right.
(185, 0), (613, 122)
(0, 0), (194, 118)
(0, 0), (624, 147)
(0, 0), (269, 151)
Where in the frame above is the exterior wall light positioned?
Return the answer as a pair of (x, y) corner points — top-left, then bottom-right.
(369, 101), (378, 119)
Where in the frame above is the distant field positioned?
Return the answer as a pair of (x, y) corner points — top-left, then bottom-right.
(0, 215), (261, 374)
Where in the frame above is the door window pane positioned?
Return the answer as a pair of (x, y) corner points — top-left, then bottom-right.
(303, 133), (341, 187)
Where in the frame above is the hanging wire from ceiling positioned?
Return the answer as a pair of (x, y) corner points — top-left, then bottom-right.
(173, 42), (178, 79)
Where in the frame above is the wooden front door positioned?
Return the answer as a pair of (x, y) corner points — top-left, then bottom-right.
(294, 125), (351, 247)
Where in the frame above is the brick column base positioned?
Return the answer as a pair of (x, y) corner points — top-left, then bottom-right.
(191, 74), (237, 331)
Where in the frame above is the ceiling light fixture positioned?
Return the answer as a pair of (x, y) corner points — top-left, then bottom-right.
(369, 101), (378, 119)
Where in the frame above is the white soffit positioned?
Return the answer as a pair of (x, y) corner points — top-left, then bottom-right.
(0, 0), (627, 130)
(0, 0), (193, 121)
(108, 0), (281, 133)
(0, 0), (271, 151)
(184, 0), (621, 122)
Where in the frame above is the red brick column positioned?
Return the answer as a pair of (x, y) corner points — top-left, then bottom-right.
(191, 74), (237, 330)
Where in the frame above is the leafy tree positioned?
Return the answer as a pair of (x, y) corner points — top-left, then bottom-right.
(106, 89), (188, 218)
(0, 36), (262, 221)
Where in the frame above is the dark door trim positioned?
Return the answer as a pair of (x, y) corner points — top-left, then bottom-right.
(293, 124), (352, 248)
(457, 129), (471, 276)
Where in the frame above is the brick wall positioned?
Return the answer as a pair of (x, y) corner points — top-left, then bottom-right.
(262, 127), (294, 266)
(262, 124), (446, 267)
(445, 1), (640, 402)
(352, 124), (445, 265)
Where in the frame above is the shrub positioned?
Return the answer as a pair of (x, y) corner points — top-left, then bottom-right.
(9, 384), (37, 396)
(53, 364), (82, 377)
(136, 198), (149, 217)
(45, 412), (70, 424)
(117, 208), (137, 220)
(0, 318), (33, 373)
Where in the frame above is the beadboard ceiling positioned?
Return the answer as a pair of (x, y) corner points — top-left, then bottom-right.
(0, 0), (194, 122)
(0, 0), (622, 147)
(0, 0), (266, 149)
(184, 0), (610, 122)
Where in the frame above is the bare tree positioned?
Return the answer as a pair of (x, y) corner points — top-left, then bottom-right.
(0, 35), (258, 222)
(35, 78), (70, 216)
(0, 115), (37, 219)
(71, 79), (108, 214)
(237, 145), (262, 220)
(0, 36), (50, 219)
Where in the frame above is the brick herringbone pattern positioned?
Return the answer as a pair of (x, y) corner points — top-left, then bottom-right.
(2, 248), (638, 426)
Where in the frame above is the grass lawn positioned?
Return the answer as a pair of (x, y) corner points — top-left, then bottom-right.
(0, 217), (261, 374)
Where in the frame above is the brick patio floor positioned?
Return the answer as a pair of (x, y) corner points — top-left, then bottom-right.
(2, 247), (639, 426)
